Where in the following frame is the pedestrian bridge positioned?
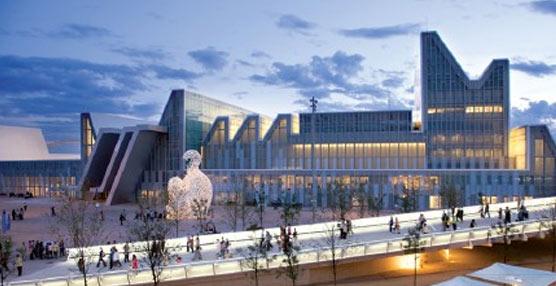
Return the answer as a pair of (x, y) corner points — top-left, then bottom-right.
(10, 197), (556, 286)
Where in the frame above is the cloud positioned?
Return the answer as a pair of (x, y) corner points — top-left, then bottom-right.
(339, 23), (421, 39)
(188, 47), (229, 71)
(249, 50), (397, 103)
(236, 59), (255, 67)
(529, 0), (556, 15)
(511, 60), (556, 77)
(276, 14), (316, 35)
(512, 100), (556, 137)
(148, 64), (200, 81)
(48, 24), (112, 39)
(112, 47), (169, 61)
(251, 50), (272, 59)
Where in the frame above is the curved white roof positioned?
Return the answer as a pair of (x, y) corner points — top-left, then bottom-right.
(0, 125), (79, 161)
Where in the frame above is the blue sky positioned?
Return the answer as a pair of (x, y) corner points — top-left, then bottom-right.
(1, 0), (556, 153)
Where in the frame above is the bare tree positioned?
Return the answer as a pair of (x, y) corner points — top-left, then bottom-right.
(49, 195), (106, 286)
(355, 182), (368, 219)
(491, 221), (519, 264)
(276, 241), (301, 286)
(0, 235), (13, 286)
(221, 186), (241, 231)
(191, 198), (210, 233)
(126, 198), (178, 286)
(322, 224), (340, 286)
(255, 188), (266, 229)
(439, 184), (460, 209)
(368, 190), (385, 217)
(275, 192), (301, 227)
(402, 228), (425, 286)
(240, 231), (272, 286)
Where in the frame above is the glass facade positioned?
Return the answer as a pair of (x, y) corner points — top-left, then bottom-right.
(421, 32), (509, 170)
(0, 160), (80, 197)
(200, 31), (556, 210)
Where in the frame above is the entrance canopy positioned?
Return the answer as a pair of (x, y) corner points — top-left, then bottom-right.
(468, 263), (556, 286)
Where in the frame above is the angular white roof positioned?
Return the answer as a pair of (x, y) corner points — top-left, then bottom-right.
(468, 263), (556, 286)
(433, 276), (497, 286)
(0, 125), (79, 161)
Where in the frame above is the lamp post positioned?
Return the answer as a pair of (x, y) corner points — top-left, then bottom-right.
(310, 96), (318, 215)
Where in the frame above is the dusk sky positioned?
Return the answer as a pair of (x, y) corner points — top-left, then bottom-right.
(2, 0), (556, 154)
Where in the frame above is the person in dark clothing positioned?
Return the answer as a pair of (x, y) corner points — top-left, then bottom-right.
(51, 206), (56, 216)
(504, 207), (511, 224)
(470, 219), (476, 228)
(485, 203), (490, 218)
(388, 216), (394, 233)
(96, 248), (106, 268)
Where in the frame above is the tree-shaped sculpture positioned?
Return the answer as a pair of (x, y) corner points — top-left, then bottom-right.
(166, 150), (213, 220)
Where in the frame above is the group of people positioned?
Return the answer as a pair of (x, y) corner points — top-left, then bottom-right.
(277, 224), (299, 254)
(96, 244), (129, 270)
(27, 239), (65, 260)
(441, 208), (465, 231)
(338, 219), (353, 239)
(134, 208), (167, 221)
(1, 204), (28, 233)
(389, 216), (401, 234)
(216, 237), (232, 259)
(1, 237), (24, 277)
(185, 234), (203, 261)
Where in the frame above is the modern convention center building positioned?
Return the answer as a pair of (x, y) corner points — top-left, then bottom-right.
(2, 32), (556, 210)
(200, 32), (556, 210)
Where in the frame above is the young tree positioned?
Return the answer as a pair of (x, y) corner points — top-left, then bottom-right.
(191, 198), (210, 233)
(127, 199), (177, 286)
(491, 221), (519, 264)
(368, 190), (385, 217)
(439, 184), (459, 209)
(255, 188), (266, 229)
(327, 179), (351, 221)
(0, 235), (12, 286)
(400, 186), (418, 213)
(402, 227), (425, 286)
(275, 192), (301, 227)
(355, 182), (368, 219)
(49, 195), (106, 286)
(241, 231), (272, 286)
(322, 224), (340, 286)
(221, 187), (242, 232)
(276, 241), (301, 286)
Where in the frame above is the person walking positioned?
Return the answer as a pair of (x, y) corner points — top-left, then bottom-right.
(51, 206), (56, 216)
(15, 254), (23, 276)
(59, 240), (65, 257)
(123, 242), (130, 263)
(131, 255), (139, 270)
(97, 248), (106, 268)
(394, 217), (400, 234)
(113, 248), (122, 268)
(485, 203), (490, 218)
(505, 207), (511, 224)
(389, 216), (394, 233)
(470, 219), (476, 228)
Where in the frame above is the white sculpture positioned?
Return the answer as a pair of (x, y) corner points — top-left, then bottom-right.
(166, 150), (213, 219)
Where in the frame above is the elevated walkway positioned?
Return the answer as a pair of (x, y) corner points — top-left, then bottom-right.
(9, 197), (556, 286)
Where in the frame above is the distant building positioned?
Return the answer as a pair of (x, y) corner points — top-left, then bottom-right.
(201, 32), (556, 209)
(0, 125), (81, 197)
